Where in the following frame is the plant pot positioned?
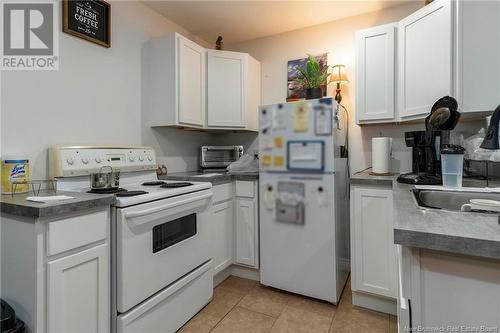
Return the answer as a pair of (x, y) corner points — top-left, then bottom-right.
(305, 87), (323, 100)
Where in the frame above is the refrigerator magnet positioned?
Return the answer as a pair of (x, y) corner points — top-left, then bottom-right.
(293, 104), (309, 132)
(273, 155), (284, 167)
(314, 108), (332, 135)
(261, 128), (273, 150)
(262, 154), (272, 166)
(273, 107), (287, 129)
(274, 136), (284, 148)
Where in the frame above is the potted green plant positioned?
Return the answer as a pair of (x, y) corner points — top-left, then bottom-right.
(294, 54), (330, 100)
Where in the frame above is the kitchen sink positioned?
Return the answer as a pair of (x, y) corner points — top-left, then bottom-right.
(412, 189), (500, 212)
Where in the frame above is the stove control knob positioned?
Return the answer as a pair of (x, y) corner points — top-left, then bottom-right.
(138, 154), (145, 162)
(147, 153), (153, 162)
(95, 156), (102, 163)
(128, 154), (136, 162)
(81, 156), (89, 164)
(66, 156), (75, 165)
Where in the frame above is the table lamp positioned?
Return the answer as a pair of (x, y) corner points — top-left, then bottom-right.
(329, 65), (349, 104)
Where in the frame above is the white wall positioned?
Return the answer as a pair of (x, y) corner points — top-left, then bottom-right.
(146, 128), (259, 172)
(228, 2), (484, 174)
(0, 1), (210, 179)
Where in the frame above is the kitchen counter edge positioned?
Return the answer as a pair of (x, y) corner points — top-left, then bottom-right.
(350, 170), (396, 186)
(393, 180), (500, 260)
(1, 191), (115, 219)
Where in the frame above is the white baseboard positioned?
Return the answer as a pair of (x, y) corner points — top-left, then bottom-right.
(230, 265), (260, 281)
(352, 291), (397, 316)
(213, 264), (260, 288)
(213, 267), (232, 287)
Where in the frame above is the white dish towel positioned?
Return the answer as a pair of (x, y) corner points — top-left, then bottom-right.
(26, 195), (74, 203)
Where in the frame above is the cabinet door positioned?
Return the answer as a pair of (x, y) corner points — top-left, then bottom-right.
(456, 0), (500, 113)
(177, 34), (205, 127)
(398, 0), (452, 120)
(212, 200), (234, 275)
(356, 24), (396, 123)
(235, 198), (258, 268)
(47, 244), (109, 333)
(409, 249), (500, 329)
(351, 186), (397, 298)
(207, 50), (247, 128)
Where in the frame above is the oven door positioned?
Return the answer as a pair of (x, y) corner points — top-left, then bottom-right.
(116, 189), (213, 313)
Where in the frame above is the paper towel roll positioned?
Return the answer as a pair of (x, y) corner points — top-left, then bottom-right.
(372, 137), (392, 174)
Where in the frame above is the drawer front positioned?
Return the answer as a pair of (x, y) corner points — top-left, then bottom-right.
(212, 182), (234, 203)
(235, 181), (255, 198)
(47, 210), (108, 257)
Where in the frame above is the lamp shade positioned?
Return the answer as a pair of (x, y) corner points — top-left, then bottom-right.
(329, 64), (349, 84)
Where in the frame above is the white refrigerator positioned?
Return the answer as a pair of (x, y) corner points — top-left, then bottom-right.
(258, 97), (349, 304)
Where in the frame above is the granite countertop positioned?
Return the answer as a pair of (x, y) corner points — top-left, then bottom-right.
(350, 169), (397, 186)
(393, 179), (500, 260)
(160, 171), (259, 185)
(1, 190), (115, 219)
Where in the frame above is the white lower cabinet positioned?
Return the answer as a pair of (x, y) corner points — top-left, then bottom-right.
(399, 247), (500, 332)
(350, 184), (397, 314)
(1, 208), (110, 333)
(210, 180), (259, 279)
(234, 181), (259, 269)
(235, 198), (257, 267)
(211, 199), (234, 275)
(47, 244), (109, 333)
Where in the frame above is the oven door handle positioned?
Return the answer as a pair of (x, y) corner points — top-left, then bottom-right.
(124, 192), (213, 219)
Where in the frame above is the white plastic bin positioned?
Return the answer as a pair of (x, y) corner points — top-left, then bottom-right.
(441, 145), (465, 188)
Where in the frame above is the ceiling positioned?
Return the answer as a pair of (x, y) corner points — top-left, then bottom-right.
(144, 1), (414, 45)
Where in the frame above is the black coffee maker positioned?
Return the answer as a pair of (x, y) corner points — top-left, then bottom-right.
(397, 96), (461, 185)
(397, 131), (443, 185)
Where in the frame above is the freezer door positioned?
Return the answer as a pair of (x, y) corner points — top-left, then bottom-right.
(259, 98), (339, 173)
(259, 172), (339, 303)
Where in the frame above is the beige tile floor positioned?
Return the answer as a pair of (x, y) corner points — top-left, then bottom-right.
(178, 276), (397, 333)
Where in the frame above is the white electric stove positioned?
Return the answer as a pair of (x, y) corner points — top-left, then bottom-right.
(49, 146), (214, 333)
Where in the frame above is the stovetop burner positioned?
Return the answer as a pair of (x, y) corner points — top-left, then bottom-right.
(142, 181), (167, 186)
(115, 190), (149, 197)
(160, 182), (193, 188)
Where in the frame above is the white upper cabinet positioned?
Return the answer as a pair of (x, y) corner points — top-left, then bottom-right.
(207, 50), (260, 131)
(144, 32), (206, 128)
(207, 50), (246, 128)
(144, 33), (260, 131)
(355, 0), (499, 124)
(355, 23), (396, 124)
(178, 36), (206, 126)
(398, 0), (453, 121)
(455, 0), (500, 113)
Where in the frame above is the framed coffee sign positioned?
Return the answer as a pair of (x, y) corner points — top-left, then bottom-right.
(63, 0), (111, 48)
